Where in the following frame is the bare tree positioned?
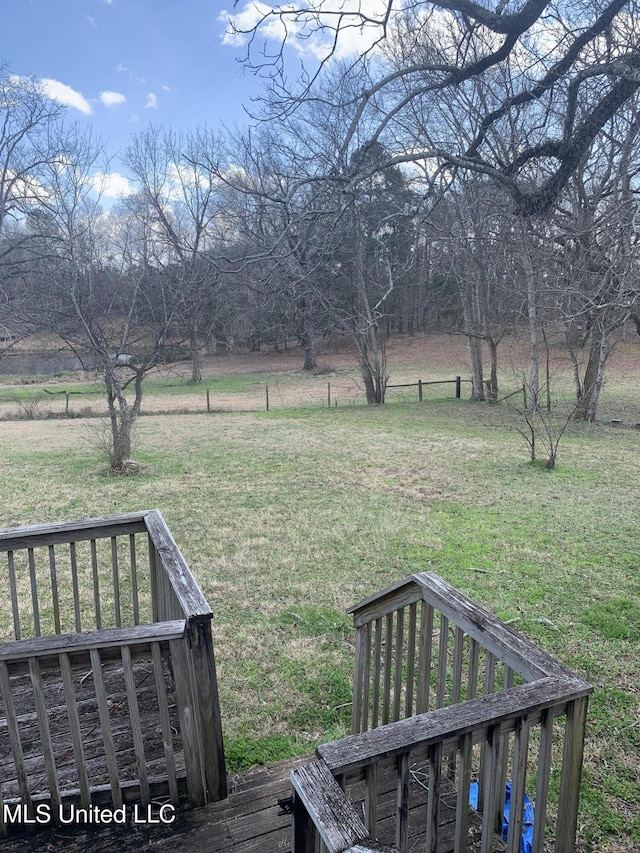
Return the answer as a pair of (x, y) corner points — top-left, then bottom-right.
(123, 126), (228, 382)
(0, 63), (66, 356)
(16, 128), (179, 471)
(230, 0), (640, 216)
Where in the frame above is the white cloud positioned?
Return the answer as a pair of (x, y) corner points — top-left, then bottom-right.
(99, 90), (126, 107)
(145, 92), (158, 109)
(91, 172), (132, 199)
(221, 1), (389, 60)
(86, 14), (97, 28)
(40, 78), (92, 115)
(161, 84), (176, 93)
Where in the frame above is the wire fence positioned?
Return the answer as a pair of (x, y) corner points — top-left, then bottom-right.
(0, 374), (471, 421)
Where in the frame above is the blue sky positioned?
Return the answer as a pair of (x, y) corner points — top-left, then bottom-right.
(1, 0), (266, 195)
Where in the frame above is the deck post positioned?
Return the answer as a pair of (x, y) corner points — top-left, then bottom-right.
(555, 695), (589, 853)
(187, 616), (228, 802)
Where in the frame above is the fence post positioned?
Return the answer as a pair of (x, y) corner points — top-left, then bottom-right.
(65, 391), (70, 415)
(455, 376), (461, 399)
(186, 616), (228, 803)
(266, 384), (269, 411)
(418, 380), (423, 402)
(206, 388), (210, 413)
(328, 382), (331, 408)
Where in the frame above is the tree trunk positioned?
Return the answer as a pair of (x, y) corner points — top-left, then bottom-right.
(573, 320), (610, 422)
(105, 365), (144, 472)
(301, 321), (317, 371)
(487, 338), (499, 402)
(467, 336), (485, 400)
(190, 331), (202, 384)
(522, 241), (540, 411)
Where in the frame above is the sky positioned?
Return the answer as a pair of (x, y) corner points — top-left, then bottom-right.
(0, 0), (270, 197)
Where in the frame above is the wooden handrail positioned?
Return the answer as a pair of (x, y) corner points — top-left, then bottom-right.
(144, 509), (212, 620)
(291, 760), (401, 853)
(0, 620), (186, 661)
(0, 513), (149, 551)
(318, 677), (592, 776)
(349, 572), (576, 682)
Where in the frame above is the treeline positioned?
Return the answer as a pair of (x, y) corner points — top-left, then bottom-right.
(1, 2), (640, 470)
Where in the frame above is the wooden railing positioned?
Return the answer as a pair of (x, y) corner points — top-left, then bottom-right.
(0, 510), (226, 832)
(292, 573), (592, 853)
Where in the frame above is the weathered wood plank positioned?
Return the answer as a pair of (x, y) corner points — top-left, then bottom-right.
(28, 656), (61, 813)
(7, 552), (20, 641)
(90, 648), (123, 809)
(532, 707), (553, 853)
(0, 513), (149, 551)
(91, 539), (102, 630)
(59, 652), (91, 808)
(69, 542), (82, 633)
(185, 617), (227, 802)
(317, 676), (591, 775)
(412, 572), (577, 682)
(0, 661), (32, 812)
(144, 511), (211, 619)
(395, 751), (409, 849)
(371, 618), (382, 729)
(111, 538), (122, 628)
(151, 642), (179, 806)
(290, 759), (370, 853)
(130, 535), (140, 625)
(347, 578), (424, 628)
(0, 621), (185, 663)
(556, 696), (589, 853)
(27, 549), (40, 637)
(416, 600), (433, 714)
(121, 645), (150, 806)
(506, 716), (529, 853)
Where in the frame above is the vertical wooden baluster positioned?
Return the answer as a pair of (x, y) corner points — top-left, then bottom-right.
(372, 617), (382, 729)
(130, 534), (140, 625)
(69, 541), (82, 633)
(59, 652), (91, 807)
(48, 545), (61, 634)
(506, 716), (530, 853)
(352, 626), (365, 735)
(7, 551), (20, 640)
(478, 651), (496, 812)
(28, 548), (40, 637)
(393, 607), (404, 722)
(454, 732), (473, 853)
(382, 613), (393, 725)
(416, 601), (433, 714)
(426, 742), (442, 853)
(148, 534), (159, 623)
(0, 661), (32, 813)
(151, 642), (179, 805)
(361, 622), (372, 732)
(480, 724), (501, 853)
(396, 751), (410, 849)
(89, 647), (122, 808)
(436, 615), (449, 709)
(365, 763), (378, 837)
(91, 539), (101, 630)
(29, 657), (61, 814)
(121, 644), (149, 805)
(532, 708), (554, 853)
(405, 602), (417, 718)
(111, 537), (121, 628)
(467, 638), (480, 700)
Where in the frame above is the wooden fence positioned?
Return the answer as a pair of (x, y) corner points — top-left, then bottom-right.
(0, 510), (226, 834)
(291, 573), (592, 853)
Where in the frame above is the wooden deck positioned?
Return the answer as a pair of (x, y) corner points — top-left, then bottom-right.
(1, 753), (506, 852)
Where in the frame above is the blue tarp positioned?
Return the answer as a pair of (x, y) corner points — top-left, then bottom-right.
(469, 780), (534, 853)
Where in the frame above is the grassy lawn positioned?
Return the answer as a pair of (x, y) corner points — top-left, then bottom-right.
(0, 351), (639, 850)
